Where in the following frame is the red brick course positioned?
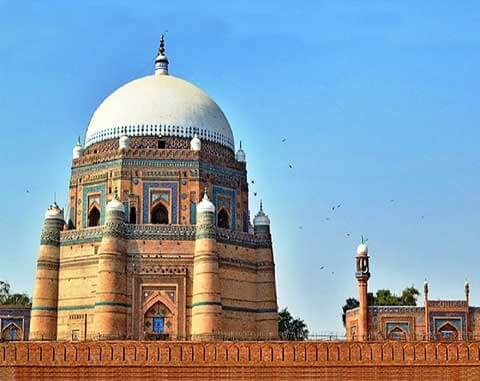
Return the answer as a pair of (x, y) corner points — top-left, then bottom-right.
(2, 341), (480, 380)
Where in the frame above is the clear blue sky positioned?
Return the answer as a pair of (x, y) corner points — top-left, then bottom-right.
(1, 1), (480, 333)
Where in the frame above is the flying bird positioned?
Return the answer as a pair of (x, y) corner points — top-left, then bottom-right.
(282, 138), (287, 143)
(320, 266), (324, 270)
(251, 180), (255, 184)
(253, 192), (257, 197)
(289, 164), (293, 169)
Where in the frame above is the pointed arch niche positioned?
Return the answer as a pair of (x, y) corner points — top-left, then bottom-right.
(142, 292), (177, 340)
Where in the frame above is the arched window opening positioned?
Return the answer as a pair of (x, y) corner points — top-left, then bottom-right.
(151, 203), (169, 224)
(387, 326), (407, 341)
(217, 208), (230, 229)
(88, 206), (100, 227)
(2, 324), (21, 341)
(438, 322), (459, 341)
(129, 206), (137, 224)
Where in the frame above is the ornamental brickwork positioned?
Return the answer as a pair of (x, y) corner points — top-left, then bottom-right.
(3, 341), (480, 380)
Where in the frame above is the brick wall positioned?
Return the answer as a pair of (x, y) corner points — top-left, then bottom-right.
(2, 341), (480, 380)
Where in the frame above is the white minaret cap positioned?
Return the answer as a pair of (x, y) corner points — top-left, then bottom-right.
(154, 34), (169, 75)
(356, 243), (368, 256)
(253, 201), (270, 226)
(106, 194), (125, 214)
(45, 202), (64, 220)
(197, 189), (215, 214)
(73, 138), (83, 159)
(119, 134), (130, 150)
(235, 141), (246, 162)
(190, 134), (201, 151)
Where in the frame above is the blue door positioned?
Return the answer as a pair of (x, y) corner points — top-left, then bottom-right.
(153, 317), (164, 333)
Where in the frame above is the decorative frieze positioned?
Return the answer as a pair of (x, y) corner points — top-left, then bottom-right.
(60, 224), (271, 248)
(40, 229), (61, 247)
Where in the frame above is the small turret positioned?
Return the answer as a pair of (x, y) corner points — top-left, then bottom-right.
(197, 189), (215, 214)
(236, 141), (246, 162)
(73, 138), (83, 160)
(119, 134), (130, 150)
(253, 201), (270, 235)
(190, 134), (201, 152)
(30, 201), (65, 340)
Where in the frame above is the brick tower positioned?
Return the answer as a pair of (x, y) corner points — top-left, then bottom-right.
(93, 195), (128, 339)
(191, 191), (222, 339)
(29, 203), (64, 340)
(355, 242), (370, 341)
(253, 202), (278, 339)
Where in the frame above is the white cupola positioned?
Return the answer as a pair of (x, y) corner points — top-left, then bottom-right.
(106, 194), (125, 214)
(253, 201), (270, 226)
(236, 141), (246, 162)
(197, 190), (215, 214)
(356, 243), (368, 256)
(45, 202), (64, 221)
(73, 138), (83, 159)
(119, 134), (130, 150)
(190, 134), (201, 151)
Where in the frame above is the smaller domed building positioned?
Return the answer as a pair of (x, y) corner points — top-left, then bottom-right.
(346, 243), (480, 341)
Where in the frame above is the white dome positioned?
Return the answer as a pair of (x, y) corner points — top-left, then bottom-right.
(356, 243), (368, 256)
(197, 193), (215, 214)
(106, 197), (125, 214)
(85, 75), (234, 150)
(190, 135), (201, 151)
(253, 203), (270, 226)
(45, 202), (64, 220)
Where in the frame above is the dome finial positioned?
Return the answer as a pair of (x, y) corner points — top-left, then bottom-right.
(159, 34), (166, 55)
(155, 33), (169, 75)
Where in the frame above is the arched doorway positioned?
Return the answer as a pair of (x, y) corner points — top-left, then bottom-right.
(217, 208), (230, 229)
(129, 206), (137, 224)
(88, 206), (100, 227)
(151, 203), (169, 224)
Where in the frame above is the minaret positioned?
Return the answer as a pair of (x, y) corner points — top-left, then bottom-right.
(191, 190), (222, 340)
(465, 280), (470, 339)
(30, 202), (65, 340)
(424, 279), (429, 341)
(154, 34), (169, 75)
(93, 195), (128, 339)
(253, 201), (279, 339)
(465, 280), (470, 305)
(355, 240), (370, 341)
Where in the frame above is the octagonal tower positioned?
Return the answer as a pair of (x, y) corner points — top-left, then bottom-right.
(30, 37), (278, 341)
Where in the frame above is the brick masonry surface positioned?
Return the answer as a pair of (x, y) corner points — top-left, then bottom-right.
(2, 341), (480, 380)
